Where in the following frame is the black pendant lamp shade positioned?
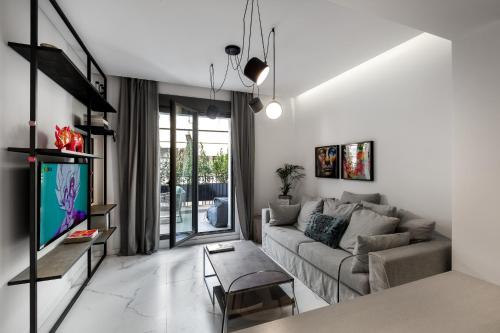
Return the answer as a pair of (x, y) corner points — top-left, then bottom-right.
(244, 57), (270, 85)
(249, 96), (264, 113)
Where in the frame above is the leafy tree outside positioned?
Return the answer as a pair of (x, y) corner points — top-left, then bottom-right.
(159, 141), (229, 186)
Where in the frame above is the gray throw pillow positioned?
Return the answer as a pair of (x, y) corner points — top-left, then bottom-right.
(351, 233), (410, 273)
(322, 198), (338, 215)
(361, 201), (397, 217)
(339, 209), (400, 253)
(340, 191), (381, 204)
(396, 209), (436, 242)
(269, 202), (301, 226)
(296, 198), (323, 232)
(323, 200), (360, 219)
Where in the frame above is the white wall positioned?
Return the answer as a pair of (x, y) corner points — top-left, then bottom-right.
(290, 33), (453, 236)
(253, 97), (297, 213)
(452, 19), (500, 286)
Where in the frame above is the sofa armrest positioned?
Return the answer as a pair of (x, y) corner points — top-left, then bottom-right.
(368, 235), (451, 292)
(262, 208), (270, 226)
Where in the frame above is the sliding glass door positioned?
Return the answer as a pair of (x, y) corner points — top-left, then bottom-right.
(159, 99), (233, 247)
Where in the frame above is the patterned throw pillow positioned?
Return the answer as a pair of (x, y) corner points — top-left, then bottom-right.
(304, 213), (349, 248)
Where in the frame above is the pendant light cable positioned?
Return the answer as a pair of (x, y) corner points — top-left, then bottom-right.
(209, 0), (273, 94)
(272, 27), (276, 99)
(256, 0), (267, 61)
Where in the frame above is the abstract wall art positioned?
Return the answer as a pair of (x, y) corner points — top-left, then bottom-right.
(341, 141), (374, 181)
(315, 145), (339, 178)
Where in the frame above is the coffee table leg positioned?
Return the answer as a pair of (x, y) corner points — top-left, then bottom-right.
(291, 279), (299, 315)
(221, 292), (228, 333)
(203, 249), (216, 305)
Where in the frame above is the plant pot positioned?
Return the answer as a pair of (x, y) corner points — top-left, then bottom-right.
(278, 195), (292, 205)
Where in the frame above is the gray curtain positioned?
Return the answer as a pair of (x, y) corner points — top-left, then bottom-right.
(231, 91), (255, 240)
(117, 78), (160, 255)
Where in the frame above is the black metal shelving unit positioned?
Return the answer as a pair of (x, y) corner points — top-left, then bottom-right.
(6, 1), (118, 332)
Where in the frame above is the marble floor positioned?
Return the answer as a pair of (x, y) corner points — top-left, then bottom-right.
(57, 243), (328, 333)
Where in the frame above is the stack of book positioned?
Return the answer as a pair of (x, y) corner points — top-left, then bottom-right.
(81, 115), (110, 128)
(64, 229), (99, 243)
(206, 243), (235, 254)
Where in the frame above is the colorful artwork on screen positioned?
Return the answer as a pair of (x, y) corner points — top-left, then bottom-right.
(39, 163), (88, 249)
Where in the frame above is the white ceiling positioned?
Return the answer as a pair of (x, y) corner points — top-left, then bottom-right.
(328, 0), (500, 40)
(41, 0), (421, 97)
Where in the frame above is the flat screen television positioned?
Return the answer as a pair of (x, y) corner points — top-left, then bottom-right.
(38, 162), (88, 250)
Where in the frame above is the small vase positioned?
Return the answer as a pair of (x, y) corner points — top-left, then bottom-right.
(278, 195), (292, 205)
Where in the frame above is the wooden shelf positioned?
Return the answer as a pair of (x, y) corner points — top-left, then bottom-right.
(91, 204), (117, 216)
(7, 147), (101, 159)
(8, 228), (115, 286)
(75, 124), (115, 136)
(93, 227), (117, 245)
(8, 42), (117, 114)
(9, 239), (94, 285)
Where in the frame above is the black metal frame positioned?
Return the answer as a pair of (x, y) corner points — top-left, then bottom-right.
(164, 97), (236, 246)
(16, 1), (115, 332)
(336, 254), (360, 304)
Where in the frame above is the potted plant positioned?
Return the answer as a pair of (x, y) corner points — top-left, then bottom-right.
(276, 164), (305, 202)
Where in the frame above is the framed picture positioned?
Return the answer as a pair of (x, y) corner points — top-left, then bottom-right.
(315, 145), (339, 178)
(341, 141), (374, 181)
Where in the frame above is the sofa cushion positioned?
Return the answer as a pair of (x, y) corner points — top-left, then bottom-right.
(339, 209), (400, 253)
(265, 225), (315, 253)
(269, 202), (301, 226)
(340, 191), (381, 204)
(304, 213), (349, 248)
(397, 209), (436, 242)
(352, 232), (410, 273)
(361, 201), (398, 217)
(323, 200), (360, 219)
(322, 198), (337, 214)
(298, 242), (370, 295)
(296, 198), (323, 232)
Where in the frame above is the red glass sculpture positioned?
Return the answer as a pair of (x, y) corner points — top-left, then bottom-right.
(54, 126), (84, 152)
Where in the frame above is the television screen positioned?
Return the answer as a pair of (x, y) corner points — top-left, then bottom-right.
(39, 162), (88, 250)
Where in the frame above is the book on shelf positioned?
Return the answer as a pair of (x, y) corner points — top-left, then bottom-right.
(64, 229), (99, 243)
(80, 115), (110, 128)
(206, 243), (235, 254)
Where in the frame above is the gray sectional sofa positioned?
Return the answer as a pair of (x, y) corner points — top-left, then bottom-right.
(261, 195), (451, 304)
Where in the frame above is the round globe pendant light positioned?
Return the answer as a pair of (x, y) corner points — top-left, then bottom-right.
(244, 57), (269, 85)
(266, 100), (282, 119)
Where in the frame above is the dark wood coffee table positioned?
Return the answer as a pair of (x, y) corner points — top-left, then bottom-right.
(203, 241), (297, 332)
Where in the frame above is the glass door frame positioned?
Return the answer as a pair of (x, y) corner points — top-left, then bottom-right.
(169, 101), (198, 246)
(160, 95), (236, 247)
